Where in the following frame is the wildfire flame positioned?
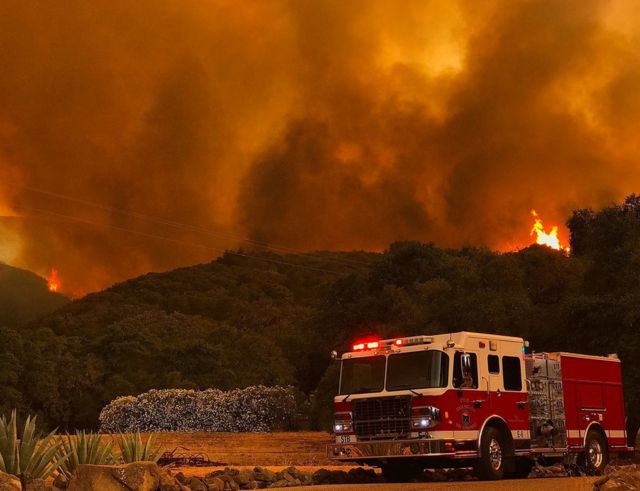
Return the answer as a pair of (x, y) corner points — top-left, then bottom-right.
(530, 210), (569, 252)
(48, 268), (60, 292)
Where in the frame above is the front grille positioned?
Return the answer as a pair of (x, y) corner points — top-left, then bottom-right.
(352, 396), (411, 440)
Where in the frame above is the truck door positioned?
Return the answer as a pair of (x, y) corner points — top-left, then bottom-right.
(453, 351), (487, 435)
(500, 354), (530, 443)
(487, 353), (501, 402)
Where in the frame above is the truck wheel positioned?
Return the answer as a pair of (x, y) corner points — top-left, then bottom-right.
(474, 427), (506, 480)
(381, 461), (423, 482)
(581, 430), (609, 474)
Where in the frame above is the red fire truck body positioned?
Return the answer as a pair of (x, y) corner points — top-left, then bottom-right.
(328, 332), (630, 480)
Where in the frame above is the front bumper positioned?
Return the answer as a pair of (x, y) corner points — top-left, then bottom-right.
(328, 439), (463, 461)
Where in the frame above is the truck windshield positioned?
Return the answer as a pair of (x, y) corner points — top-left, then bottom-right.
(339, 356), (386, 395)
(386, 350), (449, 391)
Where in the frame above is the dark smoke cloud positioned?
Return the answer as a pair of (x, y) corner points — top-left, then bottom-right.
(1, 0), (639, 292)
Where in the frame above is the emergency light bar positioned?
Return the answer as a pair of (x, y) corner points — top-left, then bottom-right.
(352, 335), (433, 352)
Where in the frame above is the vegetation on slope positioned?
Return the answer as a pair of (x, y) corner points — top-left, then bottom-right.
(0, 263), (68, 327)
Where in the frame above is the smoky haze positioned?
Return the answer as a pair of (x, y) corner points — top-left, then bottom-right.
(1, 0), (639, 293)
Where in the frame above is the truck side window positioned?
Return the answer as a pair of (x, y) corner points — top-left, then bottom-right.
(488, 355), (500, 374)
(502, 356), (522, 391)
(453, 352), (478, 389)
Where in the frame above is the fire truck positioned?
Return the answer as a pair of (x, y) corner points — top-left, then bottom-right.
(328, 331), (632, 481)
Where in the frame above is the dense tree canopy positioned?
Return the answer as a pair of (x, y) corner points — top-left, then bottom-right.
(1, 197), (640, 437)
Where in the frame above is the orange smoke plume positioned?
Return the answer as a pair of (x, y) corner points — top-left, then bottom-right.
(1, 0), (638, 292)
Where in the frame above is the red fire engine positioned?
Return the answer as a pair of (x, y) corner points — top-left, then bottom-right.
(328, 332), (632, 481)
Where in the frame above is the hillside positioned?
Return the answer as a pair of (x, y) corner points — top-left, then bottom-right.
(9, 250), (380, 427)
(0, 263), (69, 327)
(2, 196), (640, 435)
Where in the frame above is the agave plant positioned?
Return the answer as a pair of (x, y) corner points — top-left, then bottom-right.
(57, 431), (115, 482)
(0, 410), (66, 481)
(116, 433), (162, 463)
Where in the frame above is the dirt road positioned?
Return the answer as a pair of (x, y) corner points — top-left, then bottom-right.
(306, 477), (599, 490)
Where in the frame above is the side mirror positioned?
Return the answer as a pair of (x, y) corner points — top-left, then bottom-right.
(461, 353), (472, 372)
(330, 350), (339, 360)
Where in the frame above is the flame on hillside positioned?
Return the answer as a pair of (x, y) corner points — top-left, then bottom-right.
(530, 210), (570, 252)
(48, 268), (60, 292)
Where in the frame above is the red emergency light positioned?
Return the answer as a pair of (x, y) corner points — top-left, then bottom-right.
(352, 340), (380, 351)
(352, 336), (432, 352)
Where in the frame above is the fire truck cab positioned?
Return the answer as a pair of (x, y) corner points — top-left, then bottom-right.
(328, 331), (631, 481)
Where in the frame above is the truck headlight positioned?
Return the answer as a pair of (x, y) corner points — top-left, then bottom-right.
(334, 422), (352, 433)
(334, 412), (352, 433)
(411, 406), (440, 429)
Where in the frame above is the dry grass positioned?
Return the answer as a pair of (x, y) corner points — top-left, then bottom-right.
(121, 431), (336, 467)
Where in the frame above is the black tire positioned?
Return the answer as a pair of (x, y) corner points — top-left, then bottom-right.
(381, 461), (424, 482)
(580, 430), (609, 474)
(507, 457), (533, 479)
(474, 427), (506, 480)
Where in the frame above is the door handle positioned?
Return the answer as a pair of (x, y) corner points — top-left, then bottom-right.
(516, 401), (527, 408)
(472, 400), (484, 408)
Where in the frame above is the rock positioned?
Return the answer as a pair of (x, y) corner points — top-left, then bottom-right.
(0, 471), (20, 491)
(253, 468), (276, 483)
(218, 476), (239, 491)
(328, 471), (348, 485)
(205, 471), (224, 479)
(283, 468), (299, 480)
(204, 476), (225, 491)
(52, 474), (68, 489)
(159, 485), (187, 491)
(23, 480), (55, 491)
(233, 470), (254, 486)
(347, 468), (377, 484)
(188, 477), (207, 491)
(23, 478), (47, 491)
(67, 462), (161, 491)
(158, 469), (189, 491)
(268, 480), (288, 488)
(311, 469), (330, 485)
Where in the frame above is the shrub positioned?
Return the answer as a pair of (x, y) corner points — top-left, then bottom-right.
(99, 385), (298, 433)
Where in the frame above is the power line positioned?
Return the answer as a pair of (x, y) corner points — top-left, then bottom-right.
(21, 206), (361, 276)
(19, 185), (373, 271)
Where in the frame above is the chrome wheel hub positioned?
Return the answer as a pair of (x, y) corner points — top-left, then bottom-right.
(488, 438), (503, 470)
(588, 440), (603, 468)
